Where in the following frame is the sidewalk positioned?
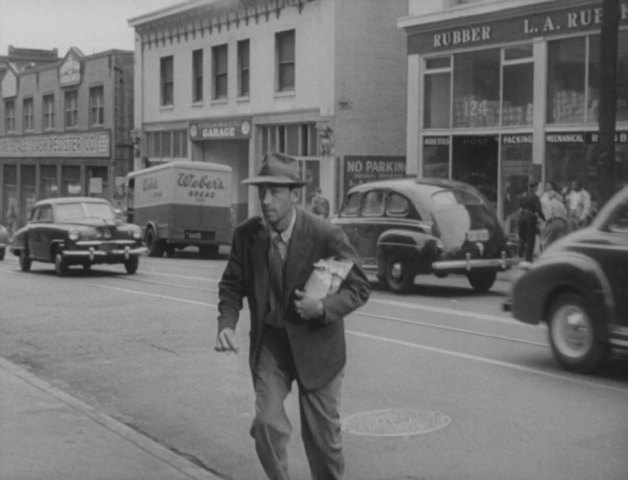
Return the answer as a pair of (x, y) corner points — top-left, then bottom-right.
(0, 357), (222, 480)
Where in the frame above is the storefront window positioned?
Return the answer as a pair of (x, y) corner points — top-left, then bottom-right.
(453, 49), (500, 128)
(452, 136), (498, 207)
(501, 134), (533, 233)
(587, 31), (628, 123)
(88, 166), (108, 198)
(3, 165), (18, 233)
(40, 165), (58, 199)
(547, 37), (586, 123)
(62, 165), (82, 196)
(21, 165), (36, 225)
(423, 57), (451, 129)
(422, 137), (449, 178)
(502, 45), (533, 126)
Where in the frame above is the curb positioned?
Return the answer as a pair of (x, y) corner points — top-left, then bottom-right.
(0, 357), (222, 480)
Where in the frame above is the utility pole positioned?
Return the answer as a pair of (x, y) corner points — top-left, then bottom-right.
(597, 0), (620, 206)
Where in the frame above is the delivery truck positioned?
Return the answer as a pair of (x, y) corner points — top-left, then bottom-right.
(126, 161), (233, 258)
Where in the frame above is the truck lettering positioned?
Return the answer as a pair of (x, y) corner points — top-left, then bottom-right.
(177, 173), (225, 190)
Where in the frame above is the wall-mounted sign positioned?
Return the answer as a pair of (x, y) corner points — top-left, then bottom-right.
(60, 51), (82, 87)
(408, 1), (628, 54)
(545, 131), (628, 144)
(1, 70), (17, 98)
(190, 117), (252, 141)
(343, 155), (406, 193)
(0, 130), (110, 158)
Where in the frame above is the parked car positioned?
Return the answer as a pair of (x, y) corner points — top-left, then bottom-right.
(507, 186), (628, 373)
(332, 178), (515, 293)
(10, 197), (146, 276)
(0, 224), (8, 260)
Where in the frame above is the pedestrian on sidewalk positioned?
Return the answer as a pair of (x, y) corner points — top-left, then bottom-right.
(215, 152), (370, 480)
(518, 181), (545, 263)
(309, 187), (331, 219)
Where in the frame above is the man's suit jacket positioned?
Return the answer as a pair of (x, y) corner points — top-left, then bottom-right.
(218, 208), (371, 390)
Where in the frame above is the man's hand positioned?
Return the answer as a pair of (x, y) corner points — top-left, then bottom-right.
(294, 289), (324, 320)
(215, 327), (239, 353)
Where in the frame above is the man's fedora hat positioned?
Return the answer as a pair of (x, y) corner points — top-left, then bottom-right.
(243, 152), (307, 187)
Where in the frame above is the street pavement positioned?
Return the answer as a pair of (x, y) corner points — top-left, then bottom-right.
(0, 356), (221, 480)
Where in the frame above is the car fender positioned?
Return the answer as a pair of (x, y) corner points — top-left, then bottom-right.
(144, 221), (161, 238)
(376, 228), (439, 274)
(512, 252), (613, 334)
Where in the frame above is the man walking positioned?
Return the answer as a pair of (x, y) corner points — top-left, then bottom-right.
(518, 181), (545, 263)
(215, 152), (370, 480)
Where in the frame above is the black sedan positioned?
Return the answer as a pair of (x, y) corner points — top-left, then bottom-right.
(10, 197), (146, 276)
(509, 186), (628, 373)
(332, 178), (515, 293)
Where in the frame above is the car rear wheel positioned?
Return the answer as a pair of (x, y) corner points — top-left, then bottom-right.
(54, 250), (69, 276)
(467, 271), (497, 292)
(124, 256), (139, 274)
(145, 227), (164, 257)
(548, 292), (609, 373)
(19, 249), (31, 272)
(384, 255), (415, 294)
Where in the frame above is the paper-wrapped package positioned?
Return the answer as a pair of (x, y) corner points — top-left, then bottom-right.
(303, 258), (354, 299)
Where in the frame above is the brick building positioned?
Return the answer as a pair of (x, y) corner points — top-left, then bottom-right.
(129, 0), (408, 223)
(0, 47), (134, 228)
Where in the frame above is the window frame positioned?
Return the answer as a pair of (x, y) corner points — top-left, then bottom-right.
(192, 49), (203, 103)
(42, 94), (55, 131)
(23, 97), (34, 132)
(160, 55), (174, 106)
(4, 100), (16, 133)
(237, 39), (250, 98)
(89, 86), (105, 126)
(212, 44), (228, 100)
(64, 90), (79, 128)
(276, 29), (295, 93)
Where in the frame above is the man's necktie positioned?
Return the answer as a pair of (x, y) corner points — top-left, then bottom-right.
(268, 234), (284, 300)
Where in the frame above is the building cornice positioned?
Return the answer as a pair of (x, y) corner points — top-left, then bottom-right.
(129, 0), (315, 48)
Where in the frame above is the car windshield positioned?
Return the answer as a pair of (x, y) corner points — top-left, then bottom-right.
(55, 202), (115, 222)
(430, 189), (500, 250)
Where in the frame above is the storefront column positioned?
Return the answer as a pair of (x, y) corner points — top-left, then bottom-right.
(532, 38), (548, 176)
(407, 54), (421, 176)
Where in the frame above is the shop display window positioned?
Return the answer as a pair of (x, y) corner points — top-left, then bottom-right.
(547, 37), (587, 123)
(502, 45), (533, 126)
(422, 137), (449, 178)
(40, 165), (58, 199)
(62, 165), (82, 196)
(501, 137), (532, 233)
(453, 49), (500, 128)
(587, 31), (628, 123)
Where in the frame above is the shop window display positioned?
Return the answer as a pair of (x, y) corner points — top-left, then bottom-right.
(453, 49), (500, 128)
(587, 31), (628, 123)
(422, 137), (449, 178)
(547, 37), (588, 124)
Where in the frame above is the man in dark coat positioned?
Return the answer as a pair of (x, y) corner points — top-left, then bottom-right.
(215, 152), (371, 480)
(518, 181), (545, 262)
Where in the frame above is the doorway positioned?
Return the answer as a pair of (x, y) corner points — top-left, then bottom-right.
(452, 135), (498, 209)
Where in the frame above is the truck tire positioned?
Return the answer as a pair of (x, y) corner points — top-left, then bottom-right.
(124, 256), (139, 274)
(20, 249), (32, 272)
(145, 227), (164, 257)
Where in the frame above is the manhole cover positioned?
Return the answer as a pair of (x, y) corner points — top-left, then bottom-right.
(342, 407), (451, 437)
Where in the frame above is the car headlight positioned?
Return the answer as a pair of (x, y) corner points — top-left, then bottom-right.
(68, 229), (80, 241)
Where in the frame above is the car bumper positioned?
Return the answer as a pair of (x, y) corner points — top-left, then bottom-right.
(432, 252), (515, 273)
(62, 246), (147, 261)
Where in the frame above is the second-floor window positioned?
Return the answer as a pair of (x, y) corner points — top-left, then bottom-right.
(276, 29), (295, 92)
(213, 44), (228, 100)
(5, 100), (15, 133)
(160, 55), (174, 106)
(43, 94), (55, 131)
(23, 98), (34, 131)
(192, 49), (203, 103)
(89, 86), (104, 126)
(64, 90), (78, 128)
(238, 39), (250, 97)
